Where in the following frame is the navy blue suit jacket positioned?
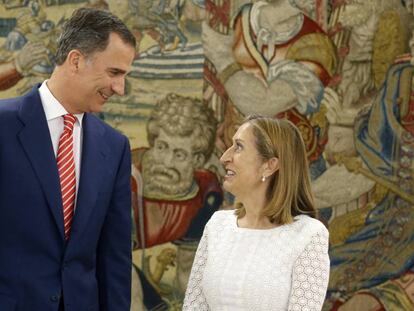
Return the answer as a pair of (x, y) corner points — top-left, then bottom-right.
(0, 86), (132, 311)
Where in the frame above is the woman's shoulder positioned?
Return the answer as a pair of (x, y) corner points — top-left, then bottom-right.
(293, 215), (329, 238)
(277, 216), (329, 255)
(203, 210), (235, 239)
(207, 209), (235, 227)
(210, 209), (235, 222)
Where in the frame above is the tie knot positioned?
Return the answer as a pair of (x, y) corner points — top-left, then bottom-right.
(63, 114), (76, 133)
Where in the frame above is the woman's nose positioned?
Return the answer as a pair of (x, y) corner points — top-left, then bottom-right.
(220, 147), (232, 164)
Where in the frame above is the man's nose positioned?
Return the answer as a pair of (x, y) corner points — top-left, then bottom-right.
(162, 150), (175, 167)
(112, 77), (125, 96)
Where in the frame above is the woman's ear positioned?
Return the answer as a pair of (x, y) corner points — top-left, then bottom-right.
(264, 157), (279, 177)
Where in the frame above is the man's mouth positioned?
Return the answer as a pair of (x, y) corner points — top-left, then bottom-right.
(98, 91), (111, 100)
(225, 169), (236, 178)
(152, 168), (180, 183)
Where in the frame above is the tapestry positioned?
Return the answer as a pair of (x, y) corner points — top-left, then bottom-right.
(1, 1), (414, 310)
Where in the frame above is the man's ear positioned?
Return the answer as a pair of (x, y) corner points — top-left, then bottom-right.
(194, 153), (206, 168)
(263, 157), (279, 177)
(66, 49), (83, 72)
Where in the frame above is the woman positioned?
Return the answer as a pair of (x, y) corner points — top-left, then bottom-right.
(183, 115), (329, 310)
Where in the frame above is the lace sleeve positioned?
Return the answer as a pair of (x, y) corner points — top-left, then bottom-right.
(182, 228), (210, 310)
(288, 229), (330, 311)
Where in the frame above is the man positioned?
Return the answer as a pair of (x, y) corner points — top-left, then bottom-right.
(0, 8), (136, 311)
(131, 93), (221, 249)
(130, 93), (222, 308)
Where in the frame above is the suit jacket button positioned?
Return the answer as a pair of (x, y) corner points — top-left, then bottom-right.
(50, 295), (59, 302)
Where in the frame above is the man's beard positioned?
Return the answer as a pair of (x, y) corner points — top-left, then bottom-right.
(141, 150), (195, 197)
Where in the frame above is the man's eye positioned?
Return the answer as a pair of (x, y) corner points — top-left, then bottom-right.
(156, 143), (166, 151)
(174, 151), (187, 161)
(108, 70), (119, 76)
(235, 143), (242, 151)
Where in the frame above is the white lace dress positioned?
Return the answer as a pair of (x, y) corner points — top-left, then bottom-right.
(183, 210), (329, 311)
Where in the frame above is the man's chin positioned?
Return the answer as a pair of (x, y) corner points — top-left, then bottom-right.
(144, 184), (184, 197)
(83, 104), (102, 114)
(91, 103), (105, 113)
(142, 182), (197, 200)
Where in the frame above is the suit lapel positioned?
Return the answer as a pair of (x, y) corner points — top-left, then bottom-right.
(70, 114), (108, 241)
(17, 86), (65, 239)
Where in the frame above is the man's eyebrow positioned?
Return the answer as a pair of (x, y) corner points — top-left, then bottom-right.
(173, 148), (189, 153)
(234, 138), (244, 143)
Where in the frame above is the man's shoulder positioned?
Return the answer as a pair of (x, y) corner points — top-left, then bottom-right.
(194, 169), (220, 183)
(194, 169), (223, 196)
(85, 114), (130, 164)
(0, 85), (41, 118)
(0, 93), (30, 126)
(86, 113), (127, 142)
(0, 94), (26, 113)
(131, 147), (148, 168)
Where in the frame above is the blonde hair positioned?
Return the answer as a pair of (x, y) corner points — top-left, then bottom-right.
(235, 115), (316, 224)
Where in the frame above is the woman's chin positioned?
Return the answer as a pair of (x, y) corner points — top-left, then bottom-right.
(222, 181), (237, 196)
(222, 180), (230, 191)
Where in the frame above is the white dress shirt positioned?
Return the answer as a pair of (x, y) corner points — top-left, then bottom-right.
(39, 81), (84, 206)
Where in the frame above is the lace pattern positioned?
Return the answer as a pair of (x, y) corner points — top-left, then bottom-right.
(183, 211), (329, 310)
(182, 228), (209, 310)
(288, 231), (330, 310)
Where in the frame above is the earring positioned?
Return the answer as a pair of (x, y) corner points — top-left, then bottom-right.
(261, 175), (266, 182)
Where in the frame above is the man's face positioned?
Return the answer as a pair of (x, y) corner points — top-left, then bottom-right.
(72, 32), (135, 113)
(142, 129), (199, 198)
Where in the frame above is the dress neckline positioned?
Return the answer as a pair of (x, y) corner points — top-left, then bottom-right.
(231, 212), (306, 232)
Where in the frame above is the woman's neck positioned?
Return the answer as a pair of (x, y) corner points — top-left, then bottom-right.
(237, 193), (277, 229)
(237, 212), (277, 229)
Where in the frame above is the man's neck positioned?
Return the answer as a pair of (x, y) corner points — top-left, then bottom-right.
(47, 70), (78, 114)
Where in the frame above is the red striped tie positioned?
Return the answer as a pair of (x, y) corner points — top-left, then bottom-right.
(57, 114), (77, 240)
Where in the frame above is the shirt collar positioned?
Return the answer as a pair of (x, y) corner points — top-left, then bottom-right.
(39, 80), (84, 128)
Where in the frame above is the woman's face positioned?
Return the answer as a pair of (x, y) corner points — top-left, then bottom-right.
(220, 123), (266, 200)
